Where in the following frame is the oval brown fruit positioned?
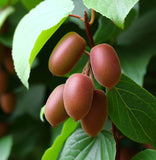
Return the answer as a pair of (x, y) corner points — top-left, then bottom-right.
(0, 43), (6, 64)
(0, 122), (8, 138)
(90, 44), (121, 90)
(49, 32), (86, 76)
(45, 84), (69, 127)
(63, 73), (94, 121)
(0, 70), (8, 94)
(81, 89), (108, 137)
(120, 147), (138, 160)
(0, 92), (16, 114)
(4, 51), (15, 74)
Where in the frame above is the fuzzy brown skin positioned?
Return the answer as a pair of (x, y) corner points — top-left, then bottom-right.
(45, 84), (69, 127)
(0, 44), (6, 64)
(63, 73), (94, 121)
(90, 44), (121, 90)
(81, 89), (108, 137)
(0, 70), (8, 94)
(4, 51), (15, 74)
(0, 92), (16, 114)
(49, 32), (86, 76)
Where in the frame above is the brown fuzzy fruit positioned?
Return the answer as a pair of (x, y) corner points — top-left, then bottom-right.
(90, 44), (121, 90)
(0, 43), (6, 64)
(120, 147), (138, 160)
(0, 70), (8, 94)
(0, 92), (16, 114)
(81, 89), (108, 137)
(4, 51), (15, 74)
(49, 32), (86, 76)
(63, 73), (94, 121)
(0, 122), (8, 138)
(45, 84), (69, 127)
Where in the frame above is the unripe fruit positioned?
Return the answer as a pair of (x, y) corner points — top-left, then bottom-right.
(63, 73), (94, 121)
(0, 92), (16, 114)
(49, 32), (86, 76)
(0, 70), (8, 94)
(45, 84), (69, 127)
(4, 52), (15, 74)
(120, 147), (137, 160)
(90, 44), (121, 90)
(81, 89), (108, 137)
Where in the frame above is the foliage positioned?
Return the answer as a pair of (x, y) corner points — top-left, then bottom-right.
(0, 0), (156, 159)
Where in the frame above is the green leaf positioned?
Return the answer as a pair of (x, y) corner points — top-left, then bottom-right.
(0, 0), (7, 7)
(59, 128), (116, 160)
(82, 0), (138, 28)
(93, 16), (122, 45)
(13, 84), (46, 120)
(12, 0), (74, 88)
(68, 0), (90, 29)
(0, 2), (27, 47)
(132, 149), (156, 160)
(0, 135), (13, 160)
(0, 6), (15, 29)
(0, 0), (19, 6)
(21, 0), (43, 10)
(40, 105), (45, 122)
(117, 10), (156, 47)
(116, 46), (155, 86)
(107, 74), (156, 146)
(42, 118), (78, 160)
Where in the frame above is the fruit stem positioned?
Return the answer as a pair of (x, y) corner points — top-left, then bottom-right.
(89, 9), (95, 26)
(69, 14), (84, 22)
(84, 50), (90, 57)
(84, 11), (95, 48)
(82, 60), (90, 76)
(112, 122), (120, 160)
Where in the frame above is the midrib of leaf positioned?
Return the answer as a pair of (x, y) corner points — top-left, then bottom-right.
(115, 88), (152, 141)
(76, 140), (95, 160)
(115, 88), (138, 138)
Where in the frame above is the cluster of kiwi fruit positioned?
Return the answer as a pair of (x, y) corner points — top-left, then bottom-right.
(0, 43), (16, 114)
(45, 32), (121, 137)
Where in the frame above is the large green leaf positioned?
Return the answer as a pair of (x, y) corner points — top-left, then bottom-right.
(132, 149), (156, 160)
(0, 6), (14, 29)
(42, 118), (78, 160)
(117, 10), (156, 47)
(13, 84), (46, 119)
(59, 128), (116, 160)
(0, 2), (27, 47)
(12, 0), (74, 88)
(107, 74), (156, 146)
(116, 46), (155, 86)
(0, 135), (13, 160)
(82, 0), (138, 28)
(68, 0), (89, 29)
(21, 0), (43, 10)
(93, 16), (121, 45)
(0, 0), (19, 7)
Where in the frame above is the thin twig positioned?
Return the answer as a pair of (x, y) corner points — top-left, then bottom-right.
(89, 9), (95, 26)
(84, 50), (90, 57)
(84, 11), (95, 48)
(112, 122), (120, 160)
(69, 14), (84, 22)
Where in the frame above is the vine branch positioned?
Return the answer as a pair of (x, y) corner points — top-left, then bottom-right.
(84, 11), (95, 48)
(112, 122), (120, 160)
